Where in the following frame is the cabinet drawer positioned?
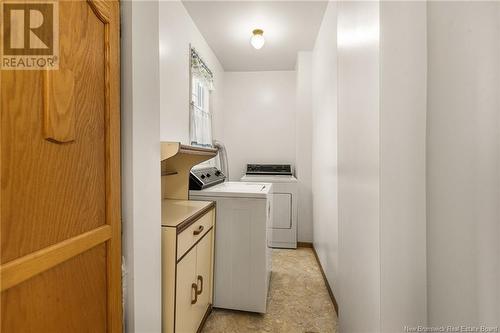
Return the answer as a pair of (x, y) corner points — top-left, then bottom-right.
(177, 209), (214, 260)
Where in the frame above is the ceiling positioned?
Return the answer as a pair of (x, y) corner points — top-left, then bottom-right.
(182, 1), (328, 71)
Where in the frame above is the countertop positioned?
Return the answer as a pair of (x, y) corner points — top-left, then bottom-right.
(161, 199), (214, 227)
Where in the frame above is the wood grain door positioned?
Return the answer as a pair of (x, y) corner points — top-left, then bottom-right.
(0, 0), (122, 332)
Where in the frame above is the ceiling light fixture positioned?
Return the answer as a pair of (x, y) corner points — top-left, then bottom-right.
(251, 29), (265, 50)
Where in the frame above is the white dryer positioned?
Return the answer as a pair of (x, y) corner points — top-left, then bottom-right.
(189, 167), (272, 314)
(241, 164), (297, 249)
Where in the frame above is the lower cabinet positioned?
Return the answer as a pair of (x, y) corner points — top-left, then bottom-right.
(162, 204), (215, 333)
(176, 230), (213, 333)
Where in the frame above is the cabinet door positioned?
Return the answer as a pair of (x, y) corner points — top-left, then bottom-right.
(176, 249), (197, 333)
(273, 193), (292, 229)
(195, 230), (213, 312)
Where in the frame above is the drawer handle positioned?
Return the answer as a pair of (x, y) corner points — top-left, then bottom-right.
(196, 275), (203, 295)
(193, 225), (204, 236)
(191, 283), (198, 304)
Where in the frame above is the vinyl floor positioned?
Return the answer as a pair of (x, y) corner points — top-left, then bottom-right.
(202, 247), (338, 333)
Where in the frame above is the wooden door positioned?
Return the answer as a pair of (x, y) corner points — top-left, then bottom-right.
(0, 0), (121, 332)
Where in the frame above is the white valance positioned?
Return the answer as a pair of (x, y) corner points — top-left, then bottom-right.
(191, 48), (215, 91)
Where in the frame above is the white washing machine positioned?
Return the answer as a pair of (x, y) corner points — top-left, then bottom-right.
(240, 164), (297, 249)
(189, 167), (273, 314)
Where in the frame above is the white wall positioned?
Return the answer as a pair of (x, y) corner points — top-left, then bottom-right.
(121, 1), (162, 332)
(159, 1), (225, 144)
(222, 71), (297, 181)
(295, 52), (313, 243)
(317, 1), (498, 330)
(311, 0), (339, 303)
(312, 1), (428, 331)
(380, 2), (427, 331)
(295, 51), (313, 243)
(427, 1), (500, 327)
(337, 2), (381, 331)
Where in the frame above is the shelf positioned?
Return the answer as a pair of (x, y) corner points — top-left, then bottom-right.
(160, 142), (218, 200)
(161, 142), (217, 161)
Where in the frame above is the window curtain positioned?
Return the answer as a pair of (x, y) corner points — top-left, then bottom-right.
(190, 90), (212, 147)
(190, 48), (215, 147)
(191, 49), (215, 91)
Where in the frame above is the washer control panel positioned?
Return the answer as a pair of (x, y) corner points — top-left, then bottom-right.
(189, 167), (226, 190)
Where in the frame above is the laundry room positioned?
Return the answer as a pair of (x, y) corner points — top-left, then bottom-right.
(154, 1), (326, 331)
(119, 1), (500, 332)
(3, 0), (497, 332)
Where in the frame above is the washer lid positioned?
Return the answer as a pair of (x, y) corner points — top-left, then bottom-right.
(189, 181), (272, 198)
(240, 174), (297, 183)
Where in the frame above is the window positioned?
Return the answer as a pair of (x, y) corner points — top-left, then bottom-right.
(190, 48), (214, 147)
(190, 77), (211, 146)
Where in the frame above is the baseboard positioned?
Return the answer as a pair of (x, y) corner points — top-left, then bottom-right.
(310, 245), (339, 315)
(297, 241), (313, 248)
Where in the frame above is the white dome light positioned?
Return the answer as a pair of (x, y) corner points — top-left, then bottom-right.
(251, 29), (265, 50)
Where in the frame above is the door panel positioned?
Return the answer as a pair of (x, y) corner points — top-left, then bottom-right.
(272, 193), (292, 229)
(1, 0), (108, 262)
(1, 244), (107, 332)
(194, 230), (212, 322)
(0, 0), (121, 331)
(176, 249), (197, 333)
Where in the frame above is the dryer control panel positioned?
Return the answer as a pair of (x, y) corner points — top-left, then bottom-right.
(246, 164), (293, 176)
(189, 167), (226, 190)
